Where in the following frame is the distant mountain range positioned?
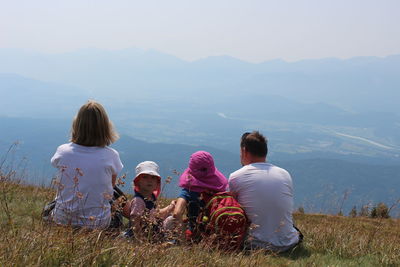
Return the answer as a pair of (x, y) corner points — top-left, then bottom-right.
(0, 48), (399, 114)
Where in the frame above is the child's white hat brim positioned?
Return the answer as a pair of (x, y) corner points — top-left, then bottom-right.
(135, 161), (161, 179)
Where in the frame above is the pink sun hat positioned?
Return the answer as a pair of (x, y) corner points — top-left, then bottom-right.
(179, 151), (228, 193)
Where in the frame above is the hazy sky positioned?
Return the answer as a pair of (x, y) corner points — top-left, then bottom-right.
(1, 0), (399, 62)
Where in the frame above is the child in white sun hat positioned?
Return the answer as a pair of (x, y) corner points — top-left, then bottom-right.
(122, 161), (175, 241)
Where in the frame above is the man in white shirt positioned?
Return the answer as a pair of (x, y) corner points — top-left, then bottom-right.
(229, 131), (302, 252)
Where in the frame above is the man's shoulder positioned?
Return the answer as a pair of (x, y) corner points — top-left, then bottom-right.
(229, 165), (254, 179)
(230, 163), (291, 179)
(268, 162), (289, 171)
(271, 164), (291, 177)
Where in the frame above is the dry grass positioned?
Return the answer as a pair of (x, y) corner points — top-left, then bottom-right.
(1, 179), (400, 266)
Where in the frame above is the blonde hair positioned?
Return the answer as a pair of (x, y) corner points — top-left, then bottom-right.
(71, 100), (119, 147)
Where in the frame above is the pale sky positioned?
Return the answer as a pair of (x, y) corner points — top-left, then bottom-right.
(1, 0), (399, 62)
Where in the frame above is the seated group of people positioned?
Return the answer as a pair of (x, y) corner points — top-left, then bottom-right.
(47, 100), (302, 253)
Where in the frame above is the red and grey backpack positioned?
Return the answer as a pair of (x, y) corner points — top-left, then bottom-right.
(198, 191), (249, 250)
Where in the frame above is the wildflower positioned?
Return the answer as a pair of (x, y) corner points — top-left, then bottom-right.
(76, 191), (84, 199)
(60, 166), (67, 172)
(103, 192), (113, 200)
(76, 168), (84, 176)
(274, 221), (285, 232)
(89, 216), (96, 221)
(117, 177), (125, 185)
(73, 176), (79, 185)
(249, 223), (259, 230)
(58, 184), (65, 191)
(165, 176), (172, 184)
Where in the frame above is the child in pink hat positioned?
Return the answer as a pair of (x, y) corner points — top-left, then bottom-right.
(164, 151), (228, 240)
(123, 161), (176, 240)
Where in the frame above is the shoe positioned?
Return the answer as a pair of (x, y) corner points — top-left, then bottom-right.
(121, 228), (134, 238)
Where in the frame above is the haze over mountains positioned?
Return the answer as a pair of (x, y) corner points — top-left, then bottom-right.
(1, 48), (399, 214)
(1, 48), (399, 112)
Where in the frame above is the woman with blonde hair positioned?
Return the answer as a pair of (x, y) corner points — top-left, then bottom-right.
(50, 100), (123, 229)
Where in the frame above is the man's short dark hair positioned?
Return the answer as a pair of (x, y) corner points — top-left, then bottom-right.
(240, 131), (268, 157)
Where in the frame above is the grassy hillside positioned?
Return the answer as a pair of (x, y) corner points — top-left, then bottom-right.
(1, 179), (399, 267)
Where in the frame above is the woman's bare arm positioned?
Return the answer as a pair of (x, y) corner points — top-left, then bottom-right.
(112, 174), (117, 187)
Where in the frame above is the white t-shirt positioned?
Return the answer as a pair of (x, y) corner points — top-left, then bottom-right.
(229, 162), (299, 250)
(51, 142), (123, 229)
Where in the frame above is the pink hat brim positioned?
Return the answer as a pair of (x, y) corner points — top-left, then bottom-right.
(179, 167), (228, 193)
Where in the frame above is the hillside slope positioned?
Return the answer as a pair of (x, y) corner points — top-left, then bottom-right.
(0, 181), (399, 266)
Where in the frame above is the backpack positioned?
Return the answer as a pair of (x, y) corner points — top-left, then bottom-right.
(199, 192), (248, 250)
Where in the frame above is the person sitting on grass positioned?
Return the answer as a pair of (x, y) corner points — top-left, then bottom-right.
(229, 131), (303, 252)
(50, 100), (123, 229)
(163, 151), (228, 241)
(122, 161), (176, 241)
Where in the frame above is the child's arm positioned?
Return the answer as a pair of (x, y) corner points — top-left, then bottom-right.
(172, 197), (187, 220)
(112, 174), (117, 187)
(157, 200), (176, 219)
(162, 198), (186, 230)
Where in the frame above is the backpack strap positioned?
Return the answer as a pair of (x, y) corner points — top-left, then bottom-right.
(210, 206), (244, 221)
(205, 193), (234, 209)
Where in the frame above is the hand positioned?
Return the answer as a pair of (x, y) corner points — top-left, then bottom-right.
(168, 200), (176, 212)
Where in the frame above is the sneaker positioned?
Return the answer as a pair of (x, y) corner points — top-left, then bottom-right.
(121, 228), (134, 239)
